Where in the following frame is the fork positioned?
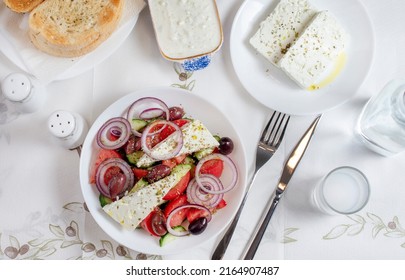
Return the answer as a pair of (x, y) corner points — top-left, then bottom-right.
(211, 111), (290, 260)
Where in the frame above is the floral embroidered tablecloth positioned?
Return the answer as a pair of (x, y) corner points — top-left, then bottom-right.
(1, 0), (405, 260)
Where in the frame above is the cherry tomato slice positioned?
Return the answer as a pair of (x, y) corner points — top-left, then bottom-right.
(90, 149), (122, 184)
(199, 158), (224, 178)
(162, 171), (190, 201)
(163, 194), (189, 228)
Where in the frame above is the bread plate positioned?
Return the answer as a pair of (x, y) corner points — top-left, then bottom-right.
(0, 0), (143, 82)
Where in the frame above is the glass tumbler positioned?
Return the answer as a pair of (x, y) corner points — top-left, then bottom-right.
(312, 166), (370, 215)
(356, 79), (405, 156)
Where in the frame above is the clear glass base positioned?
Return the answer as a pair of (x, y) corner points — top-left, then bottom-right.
(355, 130), (397, 157)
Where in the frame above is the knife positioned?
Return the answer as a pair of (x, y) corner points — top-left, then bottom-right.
(241, 115), (322, 260)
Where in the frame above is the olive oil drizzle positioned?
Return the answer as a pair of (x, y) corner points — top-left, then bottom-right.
(308, 52), (347, 91)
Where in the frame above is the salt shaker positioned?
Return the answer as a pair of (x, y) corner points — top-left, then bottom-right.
(356, 79), (405, 156)
(1, 73), (46, 113)
(47, 110), (88, 150)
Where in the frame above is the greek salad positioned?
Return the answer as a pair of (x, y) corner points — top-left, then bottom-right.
(89, 97), (238, 246)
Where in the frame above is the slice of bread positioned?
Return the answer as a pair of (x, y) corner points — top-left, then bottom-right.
(3, 0), (44, 13)
(28, 0), (123, 57)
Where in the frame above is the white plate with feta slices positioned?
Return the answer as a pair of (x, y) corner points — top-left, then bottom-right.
(230, 0), (375, 115)
(79, 87), (248, 255)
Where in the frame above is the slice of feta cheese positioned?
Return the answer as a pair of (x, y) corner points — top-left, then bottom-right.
(136, 119), (219, 168)
(249, 0), (318, 66)
(278, 11), (348, 89)
(103, 164), (191, 230)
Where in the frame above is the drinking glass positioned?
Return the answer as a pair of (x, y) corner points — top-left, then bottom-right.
(312, 166), (370, 215)
(356, 79), (405, 156)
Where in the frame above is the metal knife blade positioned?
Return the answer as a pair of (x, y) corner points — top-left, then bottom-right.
(241, 114), (322, 260)
(277, 115), (322, 192)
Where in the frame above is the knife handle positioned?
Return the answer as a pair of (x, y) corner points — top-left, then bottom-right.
(241, 188), (282, 260)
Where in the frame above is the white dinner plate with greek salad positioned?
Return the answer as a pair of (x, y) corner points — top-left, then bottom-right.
(231, 0), (375, 115)
(79, 87), (248, 255)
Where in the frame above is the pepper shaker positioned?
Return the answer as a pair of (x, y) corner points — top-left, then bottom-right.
(1, 72), (46, 113)
(47, 110), (89, 150)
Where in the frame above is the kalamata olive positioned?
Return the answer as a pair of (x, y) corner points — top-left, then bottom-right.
(151, 210), (167, 236)
(168, 106), (185, 121)
(125, 135), (141, 154)
(145, 164), (171, 183)
(188, 217), (208, 235)
(108, 173), (127, 198)
(218, 137), (234, 155)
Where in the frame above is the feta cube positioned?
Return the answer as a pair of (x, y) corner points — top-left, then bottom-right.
(278, 11), (348, 89)
(103, 166), (190, 230)
(249, 0), (318, 66)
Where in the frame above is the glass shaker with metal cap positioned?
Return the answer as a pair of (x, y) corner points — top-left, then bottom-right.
(356, 79), (405, 156)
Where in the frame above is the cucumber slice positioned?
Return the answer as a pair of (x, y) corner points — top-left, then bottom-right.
(126, 151), (144, 164)
(129, 178), (149, 194)
(99, 194), (113, 207)
(194, 147), (215, 160)
(193, 136), (220, 160)
(159, 226), (187, 247)
(182, 156), (195, 166)
(131, 119), (148, 132)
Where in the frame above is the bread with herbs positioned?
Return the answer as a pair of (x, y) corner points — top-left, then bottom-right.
(28, 0), (123, 57)
(3, 0), (44, 13)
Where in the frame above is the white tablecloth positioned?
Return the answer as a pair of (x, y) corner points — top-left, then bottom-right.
(1, 0), (405, 260)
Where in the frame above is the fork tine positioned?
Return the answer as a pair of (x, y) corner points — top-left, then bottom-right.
(261, 112), (290, 147)
(260, 111), (274, 142)
(270, 114), (290, 147)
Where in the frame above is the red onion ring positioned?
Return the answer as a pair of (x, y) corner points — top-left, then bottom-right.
(95, 158), (134, 199)
(109, 126), (122, 138)
(187, 175), (224, 208)
(140, 120), (183, 160)
(195, 154), (238, 194)
(127, 97), (170, 136)
(96, 117), (131, 150)
(139, 108), (164, 120)
(166, 204), (212, 237)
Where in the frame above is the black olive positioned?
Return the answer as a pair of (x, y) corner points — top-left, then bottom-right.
(188, 217), (208, 235)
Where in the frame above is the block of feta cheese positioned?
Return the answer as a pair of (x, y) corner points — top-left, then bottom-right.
(103, 164), (191, 230)
(136, 119), (219, 168)
(249, 0), (318, 66)
(278, 11), (348, 89)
